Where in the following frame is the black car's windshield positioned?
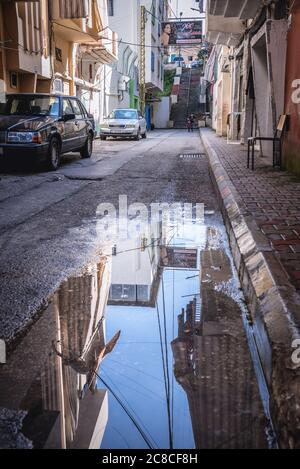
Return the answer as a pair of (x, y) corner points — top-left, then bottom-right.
(110, 110), (138, 120)
(0, 96), (60, 117)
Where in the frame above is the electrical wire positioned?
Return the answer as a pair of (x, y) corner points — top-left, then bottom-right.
(102, 364), (166, 404)
(106, 357), (164, 383)
(95, 372), (155, 449)
(101, 368), (160, 449)
(160, 273), (173, 449)
(4, 22), (45, 55)
(50, 20), (202, 51)
(146, 240), (174, 450)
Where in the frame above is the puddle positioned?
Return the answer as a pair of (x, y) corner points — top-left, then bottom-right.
(0, 211), (276, 449)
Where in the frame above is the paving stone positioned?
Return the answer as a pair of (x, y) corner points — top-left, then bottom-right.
(202, 130), (300, 291)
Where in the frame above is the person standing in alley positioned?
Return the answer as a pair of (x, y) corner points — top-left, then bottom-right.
(190, 114), (195, 132)
(187, 116), (192, 133)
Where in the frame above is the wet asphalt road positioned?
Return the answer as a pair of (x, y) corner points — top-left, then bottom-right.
(0, 130), (208, 344)
(0, 129), (274, 449)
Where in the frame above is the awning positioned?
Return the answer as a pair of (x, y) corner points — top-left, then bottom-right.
(80, 43), (118, 64)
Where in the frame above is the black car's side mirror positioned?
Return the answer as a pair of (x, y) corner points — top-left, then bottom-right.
(63, 113), (75, 122)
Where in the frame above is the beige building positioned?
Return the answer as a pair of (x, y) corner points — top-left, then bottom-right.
(0, 0), (118, 130)
(211, 45), (232, 137)
(0, 0), (51, 94)
(206, 0), (288, 151)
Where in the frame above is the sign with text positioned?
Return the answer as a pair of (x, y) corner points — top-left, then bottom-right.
(161, 20), (203, 47)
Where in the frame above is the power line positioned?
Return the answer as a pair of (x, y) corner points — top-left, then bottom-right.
(146, 243), (173, 450)
(50, 20), (175, 51)
(161, 273), (173, 449)
(96, 372), (155, 449)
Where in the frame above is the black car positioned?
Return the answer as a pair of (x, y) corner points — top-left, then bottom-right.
(0, 93), (95, 170)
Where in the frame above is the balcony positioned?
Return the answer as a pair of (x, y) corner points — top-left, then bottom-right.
(51, 0), (98, 43)
(206, 0), (263, 46)
(80, 27), (118, 64)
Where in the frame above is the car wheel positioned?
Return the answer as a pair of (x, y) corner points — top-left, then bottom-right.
(81, 133), (93, 159)
(134, 129), (141, 141)
(142, 131), (147, 139)
(46, 137), (60, 171)
(100, 136), (107, 141)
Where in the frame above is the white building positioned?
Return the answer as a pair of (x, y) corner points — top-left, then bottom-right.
(168, 0), (204, 19)
(104, 0), (141, 116)
(100, 0), (167, 127)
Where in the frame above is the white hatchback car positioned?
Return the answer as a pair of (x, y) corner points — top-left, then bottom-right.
(100, 109), (147, 141)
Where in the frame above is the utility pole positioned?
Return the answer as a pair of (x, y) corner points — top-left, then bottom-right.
(139, 5), (146, 115)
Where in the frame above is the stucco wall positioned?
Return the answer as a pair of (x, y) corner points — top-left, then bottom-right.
(283, 0), (300, 174)
(153, 97), (171, 128)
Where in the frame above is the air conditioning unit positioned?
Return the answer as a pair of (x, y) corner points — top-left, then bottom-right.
(118, 76), (131, 92)
(53, 78), (63, 94)
(118, 82), (127, 91)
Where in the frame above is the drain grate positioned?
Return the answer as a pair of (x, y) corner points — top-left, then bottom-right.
(180, 153), (206, 160)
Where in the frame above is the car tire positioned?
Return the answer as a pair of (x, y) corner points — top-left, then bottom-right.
(81, 132), (93, 159)
(100, 136), (107, 141)
(142, 131), (147, 139)
(46, 137), (61, 171)
(134, 129), (141, 141)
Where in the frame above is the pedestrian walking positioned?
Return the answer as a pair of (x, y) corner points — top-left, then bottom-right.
(189, 114), (195, 132)
(187, 117), (192, 133)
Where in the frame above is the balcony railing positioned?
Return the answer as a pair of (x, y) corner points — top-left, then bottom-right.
(51, 0), (89, 19)
(206, 0), (263, 46)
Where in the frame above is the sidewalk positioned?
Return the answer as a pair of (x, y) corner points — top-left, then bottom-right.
(201, 128), (300, 449)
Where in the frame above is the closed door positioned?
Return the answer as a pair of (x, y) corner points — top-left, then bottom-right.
(138, 111), (146, 133)
(69, 98), (86, 149)
(61, 98), (76, 153)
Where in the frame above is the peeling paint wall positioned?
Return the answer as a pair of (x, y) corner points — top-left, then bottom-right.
(283, 0), (300, 174)
(251, 19), (288, 157)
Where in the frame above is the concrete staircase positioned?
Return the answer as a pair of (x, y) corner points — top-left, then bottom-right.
(170, 68), (202, 129)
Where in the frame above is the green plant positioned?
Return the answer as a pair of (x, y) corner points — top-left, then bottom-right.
(156, 70), (176, 97)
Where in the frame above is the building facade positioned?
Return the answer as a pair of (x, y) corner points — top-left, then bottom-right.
(105, 0), (141, 116)
(205, 0), (300, 172)
(0, 0), (51, 95)
(0, 0), (118, 131)
(283, 0), (300, 173)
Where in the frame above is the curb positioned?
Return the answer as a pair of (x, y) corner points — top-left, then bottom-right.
(200, 128), (300, 449)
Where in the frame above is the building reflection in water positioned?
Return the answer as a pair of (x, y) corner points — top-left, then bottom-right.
(108, 222), (162, 307)
(171, 293), (268, 449)
(0, 256), (120, 449)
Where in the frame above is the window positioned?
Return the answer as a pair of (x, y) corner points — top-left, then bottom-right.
(110, 110), (138, 119)
(151, 52), (155, 73)
(55, 47), (62, 63)
(107, 0), (114, 16)
(10, 72), (18, 89)
(151, 3), (156, 25)
(78, 100), (88, 118)
(62, 98), (73, 116)
(70, 99), (83, 118)
(0, 95), (59, 117)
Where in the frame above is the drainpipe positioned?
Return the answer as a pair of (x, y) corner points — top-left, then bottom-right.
(0, 0), (7, 95)
(69, 42), (75, 96)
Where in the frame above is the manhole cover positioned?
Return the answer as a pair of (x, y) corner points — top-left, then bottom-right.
(180, 153), (205, 159)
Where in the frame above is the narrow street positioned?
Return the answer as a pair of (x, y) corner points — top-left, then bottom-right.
(0, 130), (274, 449)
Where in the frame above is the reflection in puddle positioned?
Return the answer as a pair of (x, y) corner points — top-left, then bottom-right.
(0, 262), (116, 449)
(0, 214), (274, 449)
